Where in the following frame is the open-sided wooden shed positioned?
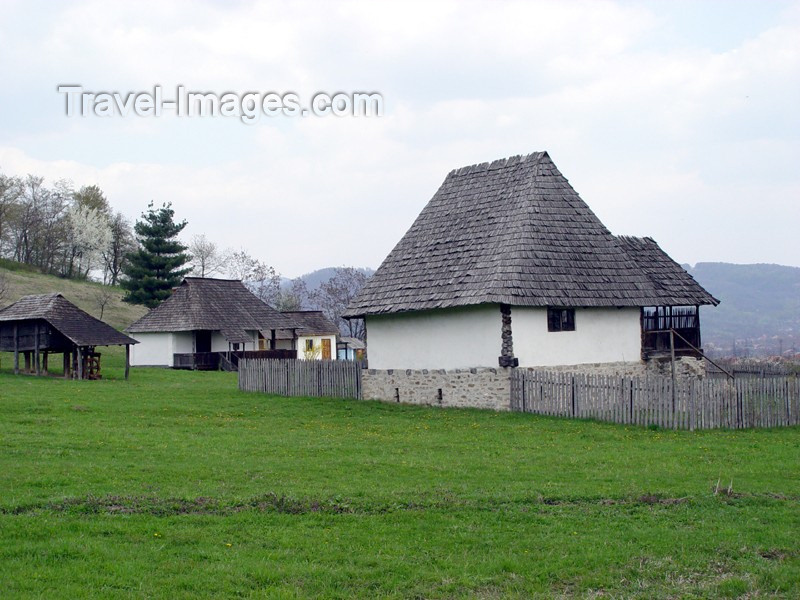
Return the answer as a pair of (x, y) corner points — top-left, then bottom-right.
(0, 293), (137, 379)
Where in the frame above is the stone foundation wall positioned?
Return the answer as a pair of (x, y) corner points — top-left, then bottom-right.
(362, 368), (512, 411)
(362, 359), (707, 412)
(522, 361), (649, 378)
(645, 356), (707, 378)
(521, 358), (707, 379)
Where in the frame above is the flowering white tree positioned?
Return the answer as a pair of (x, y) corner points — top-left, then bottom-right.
(66, 204), (112, 279)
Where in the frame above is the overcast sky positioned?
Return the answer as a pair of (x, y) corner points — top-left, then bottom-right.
(1, 0), (798, 277)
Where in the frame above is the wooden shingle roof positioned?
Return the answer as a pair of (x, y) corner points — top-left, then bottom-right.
(344, 152), (717, 317)
(126, 278), (295, 333)
(0, 293), (137, 346)
(275, 311), (339, 339)
(616, 236), (718, 306)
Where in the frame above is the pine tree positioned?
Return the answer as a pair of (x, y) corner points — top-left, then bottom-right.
(121, 202), (191, 308)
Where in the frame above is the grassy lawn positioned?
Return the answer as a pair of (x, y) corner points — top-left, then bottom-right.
(1, 349), (798, 598)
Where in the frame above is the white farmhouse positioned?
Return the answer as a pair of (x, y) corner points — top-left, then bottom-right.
(275, 311), (339, 360)
(344, 152), (718, 407)
(126, 277), (296, 368)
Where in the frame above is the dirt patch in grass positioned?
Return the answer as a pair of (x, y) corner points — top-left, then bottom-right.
(7, 491), (794, 517)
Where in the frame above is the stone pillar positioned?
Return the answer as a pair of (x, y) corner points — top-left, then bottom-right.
(498, 304), (519, 368)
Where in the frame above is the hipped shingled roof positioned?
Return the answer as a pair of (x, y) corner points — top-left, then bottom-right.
(344, 152), (717, 317)
(0, 293), (137, 347)
(126, 278), (295, 334)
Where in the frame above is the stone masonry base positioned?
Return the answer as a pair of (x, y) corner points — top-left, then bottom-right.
(362, 368), (513, 411)
(362, 358), (706, 411)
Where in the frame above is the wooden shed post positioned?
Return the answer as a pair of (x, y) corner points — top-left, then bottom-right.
(77, 346), (83, 380)
(34, 322), (41, 376)
(13, 323), (20, 375)
(63, 351), (70, 379)
(270, 329), (276, 351)
(125, 345), (130, 380)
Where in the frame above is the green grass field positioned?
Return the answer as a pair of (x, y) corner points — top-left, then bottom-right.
(1, 349), (798, 598)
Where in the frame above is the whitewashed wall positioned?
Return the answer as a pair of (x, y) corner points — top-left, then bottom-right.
(173, 332), (193, 354)
(129, 330), (261, 366)
(129, 332), (176, 366)
(365, 305), (643, 370)
(511, 307), (642, 367)
(366, 305), (501, 370)
(298, 335), (337, 360)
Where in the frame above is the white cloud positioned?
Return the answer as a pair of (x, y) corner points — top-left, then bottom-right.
(0, 0), (798, 276)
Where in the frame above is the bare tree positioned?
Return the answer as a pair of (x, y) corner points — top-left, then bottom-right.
(188, 234), (225, 278)
(0, 173), (22, 259)
(102, 212), (135, 286)
(309, 267), (369, 340)
(10, 175), (71, 273)
(224, 250), (282, 306)
(0, 271), (9, 306)
(93, 286), (115, 320)
(275, 278), (309, 311)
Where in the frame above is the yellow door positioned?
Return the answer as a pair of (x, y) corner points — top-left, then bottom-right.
(321, 338), (332, 360)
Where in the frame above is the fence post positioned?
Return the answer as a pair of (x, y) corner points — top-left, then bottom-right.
(571, 375), (576, 417)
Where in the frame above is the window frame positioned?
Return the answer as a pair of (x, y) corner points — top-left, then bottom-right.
(547, 307), (576, 332)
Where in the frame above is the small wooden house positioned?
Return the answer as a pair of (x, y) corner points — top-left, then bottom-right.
(0, 293), (137, 379)
(344, 152), (718, 371)
(126, 277), (297, 369)
(275, 311), (339, 360)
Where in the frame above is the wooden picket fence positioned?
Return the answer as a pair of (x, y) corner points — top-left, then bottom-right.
(511, 370), (800, 430)
(238, 358), (362, 399)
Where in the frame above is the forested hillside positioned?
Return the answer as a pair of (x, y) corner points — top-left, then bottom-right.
(689, 263), (800, 357)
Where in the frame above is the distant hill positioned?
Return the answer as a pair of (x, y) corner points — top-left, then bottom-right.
(0, 260), (147, 331)
(687, 263), (800, 357)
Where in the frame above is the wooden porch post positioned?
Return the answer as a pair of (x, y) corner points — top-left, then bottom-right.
(63, 351), (70, 379)
(34, 322), (40, 376)
(125, 345), (130, 380)
(42, 351), (49, 374)
(695, 305), (701, 349)
(77, 346), (83, 380)
(13, 323), (19, 375)
(670, 329), (677, 411)
(271, 329), (276, 351)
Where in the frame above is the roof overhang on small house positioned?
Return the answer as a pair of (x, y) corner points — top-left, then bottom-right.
(220, 329), (252, 345)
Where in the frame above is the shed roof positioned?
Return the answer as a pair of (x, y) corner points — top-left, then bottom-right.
(0, 293), (137, 346)
(616, 236), (718, 306)
(344, 152), (717, 317)
(126, 277), (295, 333)
(338, 336), (365, 350)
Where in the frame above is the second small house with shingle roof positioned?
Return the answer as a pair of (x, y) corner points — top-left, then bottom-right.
(275, 311), (340, 360)
(345, 151), (718, 376)
(126, 277), (298, 368)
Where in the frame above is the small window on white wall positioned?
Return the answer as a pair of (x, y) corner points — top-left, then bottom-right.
(547, 307), (575, 332)
(305, 339), (314, 351)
